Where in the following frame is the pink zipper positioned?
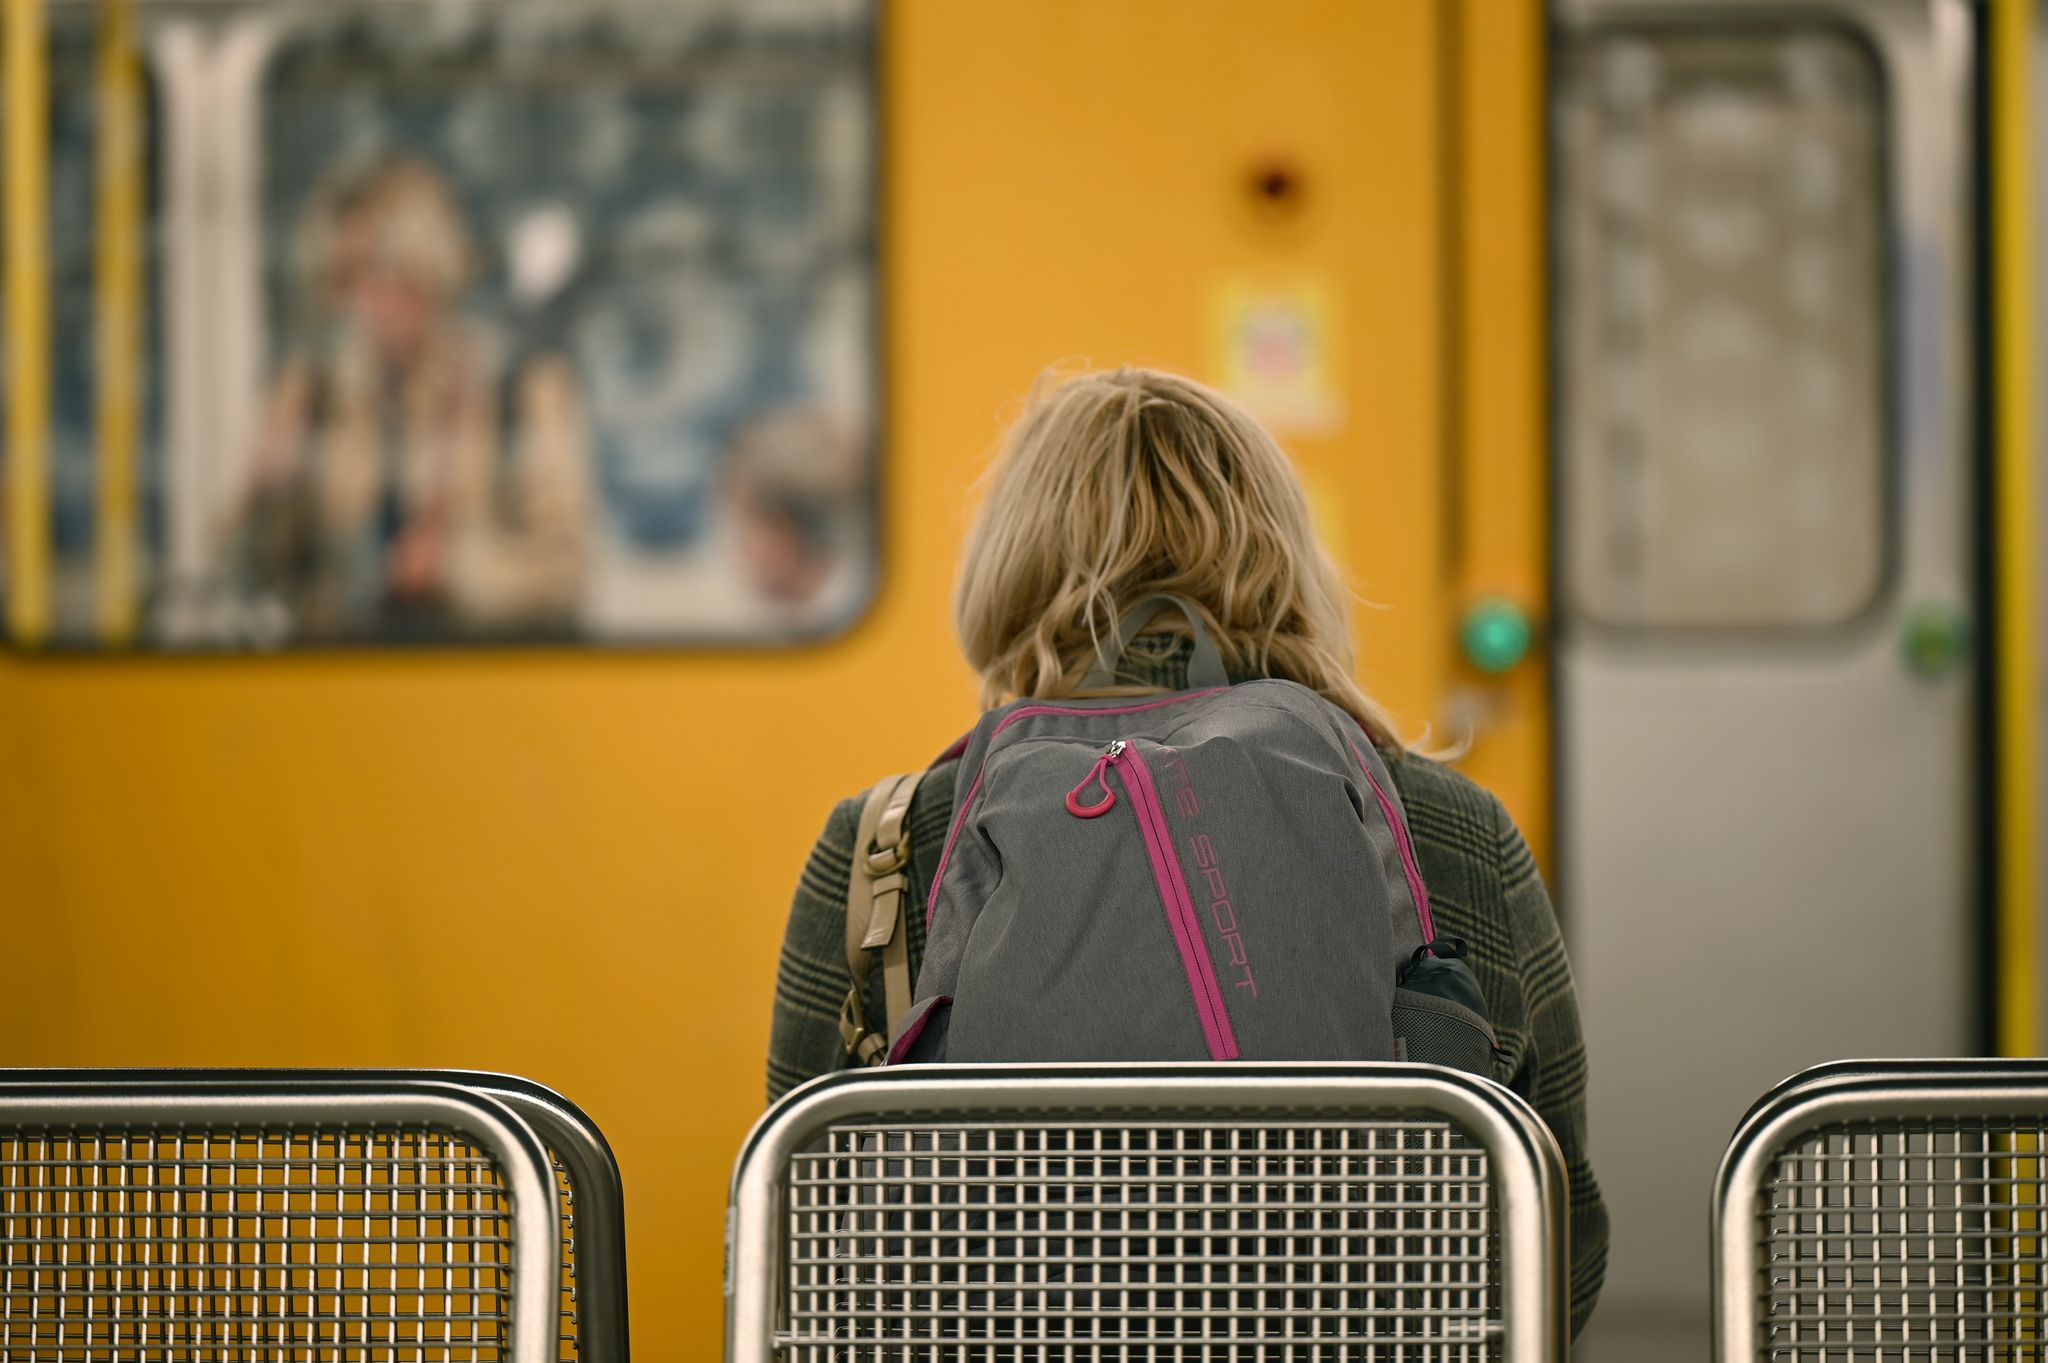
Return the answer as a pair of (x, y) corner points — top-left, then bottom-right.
(1114, 743), (1240, 1062)
(1065, 742), (1123, 817)
(1347, 738), (1435, 942)
(924, 689), (1230, 930)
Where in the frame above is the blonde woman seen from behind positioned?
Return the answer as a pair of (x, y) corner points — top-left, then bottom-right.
(767, 366), (1607, 1336)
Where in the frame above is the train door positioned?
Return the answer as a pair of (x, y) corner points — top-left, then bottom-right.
(1552, 1), (1979, 1355)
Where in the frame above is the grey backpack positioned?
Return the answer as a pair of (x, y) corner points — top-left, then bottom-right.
(864, 597), (1500, 1076)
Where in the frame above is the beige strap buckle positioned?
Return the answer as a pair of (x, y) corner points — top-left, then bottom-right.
(839, 986), (887, 1065)
(842, 771), (924, 1066)
(865, 834), (910, 878)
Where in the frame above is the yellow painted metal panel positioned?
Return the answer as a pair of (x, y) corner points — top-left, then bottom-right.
(1994, 0), (2041, 1057)
(4, 0), (51, 648)
(1447, 0), (1551, 864)
(0, 3), (1516, 1354)
(95, 0), (143, 647)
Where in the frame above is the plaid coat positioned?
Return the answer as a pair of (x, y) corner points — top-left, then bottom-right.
(767, 644), (1608, 1335)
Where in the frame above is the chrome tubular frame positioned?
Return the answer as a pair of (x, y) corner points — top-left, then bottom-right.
(0, 1069), (561, 1363)
(726, 1063), (1571, 1363)
(1713, 1060), (2048, 1362)
(406, 1070), (632, 1363)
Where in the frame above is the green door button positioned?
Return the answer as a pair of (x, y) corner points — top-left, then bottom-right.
(1461, 597), (1533, 675)
(1902, 601), (1970, 680)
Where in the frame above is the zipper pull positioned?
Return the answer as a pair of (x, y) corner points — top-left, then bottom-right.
(1065, 740), (1126, 818)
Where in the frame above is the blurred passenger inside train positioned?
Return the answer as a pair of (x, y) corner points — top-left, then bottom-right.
(767, 367), (1608, 1334)
(235, 153), (593, 642)
(720, 404), (871, 632)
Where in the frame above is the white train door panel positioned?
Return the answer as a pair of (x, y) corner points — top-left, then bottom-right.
(1552, 2), (1979, 1354)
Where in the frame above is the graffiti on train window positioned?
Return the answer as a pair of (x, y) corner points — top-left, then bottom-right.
(1555, 24), (1887, 631)
(5, 1), (877, 651)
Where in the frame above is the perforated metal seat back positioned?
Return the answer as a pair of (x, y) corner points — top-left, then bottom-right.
(1715, 1063), (2048, 1363)
(789, 1117), (1498, 1361)
(1754, 1116), (2048, 1361)
(0, 1123), (517, 1361)
(547, 1149), (582, 1362)
(730, 1067), (1568, 1363)
(329, 1069), (629, 1363)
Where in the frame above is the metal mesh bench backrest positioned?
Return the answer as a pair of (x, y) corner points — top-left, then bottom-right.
(1, 1125), (512, 1360)
(728, 1065), (1569, 1363)
(1715, 1063), (2048, 1362)
(794, 1117), (1493, 1360)
(0, 1076), (559, 1363)
(540, 1144), (580, 1362)
(394, 1073), (630, 1363)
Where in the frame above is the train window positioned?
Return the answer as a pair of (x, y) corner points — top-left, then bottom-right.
(1555, 24), (1888, 632)
(142, 0), (875, 649)
(0, 16), (166, 649)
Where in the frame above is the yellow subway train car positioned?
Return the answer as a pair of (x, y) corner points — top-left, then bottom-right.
(1, 0), (2041, 1357)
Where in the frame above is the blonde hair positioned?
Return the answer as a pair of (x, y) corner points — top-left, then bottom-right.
(298, 154), (476, 303)
(954, 366), (1401, 750)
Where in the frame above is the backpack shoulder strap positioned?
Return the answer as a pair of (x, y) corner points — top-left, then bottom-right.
(837, 770), (924, 1065)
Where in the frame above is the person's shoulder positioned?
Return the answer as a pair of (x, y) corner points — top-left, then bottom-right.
(914, 755), (964, 802)
(797, 792), (865, 904)
(907, 756), (963, 846)
(1389, 752), (1552, 935)
(819, 756), (964, 855)
(1387, 751), (1513, 859)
